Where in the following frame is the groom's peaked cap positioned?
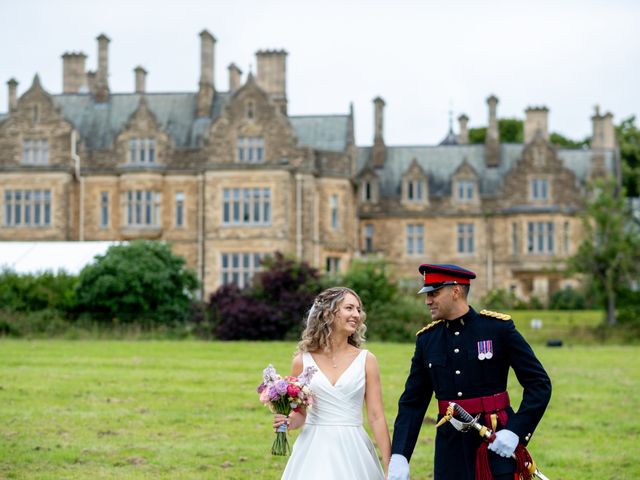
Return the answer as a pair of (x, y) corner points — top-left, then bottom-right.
(418, 264), (476, 294)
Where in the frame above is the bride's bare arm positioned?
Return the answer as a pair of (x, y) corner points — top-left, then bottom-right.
(273, 353), (306, 431)
(365, 351), (391, 474)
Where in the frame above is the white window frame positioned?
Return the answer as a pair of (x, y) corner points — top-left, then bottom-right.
(237, 136), (265, 163)
(220, 252), (264, 288)
(530, 178), (549, 202)
(22, 139), (49, 165)
(175, 192), (185, 228)
(457, 223), (474, 254)
(456, 180), (474, 202)
(364, 224), (374, 252)
(222, 187), (271, 226)
(129, 137), (156, 164)
(330, 195), (339, 230)
(527, 221), (554, 254)
(3, 189), (51, 227)
(406, 223), (424, 255)
(100, 191), (109, 228)
(326, 256), (341, 275)
(126, 190), (161, 227)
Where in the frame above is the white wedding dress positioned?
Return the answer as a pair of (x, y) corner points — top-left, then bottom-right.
(281, 349), (385, 480)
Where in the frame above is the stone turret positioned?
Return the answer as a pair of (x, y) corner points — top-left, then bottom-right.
(134, 66), (147, 94)
(62, 52), (87, 93)
(94, 34), (110, 102)
(458, 114), (469, 144)
(228, 63), (242, 92)
(7, 78), (18, 112)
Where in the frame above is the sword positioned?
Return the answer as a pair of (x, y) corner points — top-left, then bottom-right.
(436, 402), (551, 480)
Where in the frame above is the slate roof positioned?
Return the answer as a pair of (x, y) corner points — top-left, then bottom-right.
(357, 144), (614, 198)
(289, 115), (350, 152)
(50, 92), (351, 153)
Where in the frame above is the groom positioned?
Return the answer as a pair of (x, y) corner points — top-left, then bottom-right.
(388, 264), (552, 480)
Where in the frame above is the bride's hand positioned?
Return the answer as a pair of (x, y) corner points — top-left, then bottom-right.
(273, 413), (289, 431)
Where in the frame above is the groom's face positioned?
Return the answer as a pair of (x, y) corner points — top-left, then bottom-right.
(424, 286), (456, 320)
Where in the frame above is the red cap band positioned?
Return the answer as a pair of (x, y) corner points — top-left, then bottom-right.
(424, 272), (471, 285)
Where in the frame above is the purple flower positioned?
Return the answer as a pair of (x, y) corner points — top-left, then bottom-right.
(298, 366), (317, 386)
(268, 386), (280, 401)
(257, 383), (266, 394)
(275, 380), (288, 395)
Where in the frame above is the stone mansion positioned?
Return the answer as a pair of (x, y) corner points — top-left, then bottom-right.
(0, 31), (619, 301)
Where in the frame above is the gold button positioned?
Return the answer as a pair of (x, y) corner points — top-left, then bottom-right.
(454, 348), (460, 353)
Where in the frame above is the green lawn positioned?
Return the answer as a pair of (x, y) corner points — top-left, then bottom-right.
(1, 340), (638, 479)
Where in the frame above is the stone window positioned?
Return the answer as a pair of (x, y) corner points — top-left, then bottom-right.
(126, 190), (160, 226)
(237, 136), (264, 163)
(527, 221), (554, 254)
(511, 222), (519, 255)
(22, 139), (49, 165)
(100, 191), (109, 228)
(246, 101), (255, 119)
(221, 252), (264, 288)
(3, 189), (51, 227)
(457, 223), (474, 254)
(360, 179), (378, 203)
(563, 221), (570, 254)
(175, 192), (185, 228)
(129, 138), (156, 164)
(364, 223), (374, 253)
(530, 178), (549, 202)
(222, 187), (271, 225)
(326, 256), (341, 274)
(455, 180), (474, 202)
(330, 195), (339, 230)
(406, 224), (424, 255)
(404, 179), (425, 202)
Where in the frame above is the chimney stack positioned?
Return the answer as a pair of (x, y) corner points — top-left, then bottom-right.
(591, 105), (615, 150)
(94, 34), (110, 102)
(485, 94), (500, 167)
(62, 52), (87, 93)
(255, 49), (288, 114)
(372, 96), (386, 168)
(7, 78), (18, 112)
(196, 30), (216, 118)
(458, 114), (469, 144)
(134, 66), (147, 94)
(228, 63), (242, 92)
(524, 106), (549, 143)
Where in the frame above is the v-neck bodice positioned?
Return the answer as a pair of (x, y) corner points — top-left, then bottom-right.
(303, 350), (367, 427)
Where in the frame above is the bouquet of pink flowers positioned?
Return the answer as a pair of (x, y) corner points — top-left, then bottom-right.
(257, 364), (317, 455)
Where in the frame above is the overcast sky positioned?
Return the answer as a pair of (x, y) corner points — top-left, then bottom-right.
(1, 0), (638, 146)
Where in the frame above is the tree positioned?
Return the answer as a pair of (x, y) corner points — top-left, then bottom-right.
(568, 180), (640, 325)
(616, 116), (640, 198)
(74, 241), (199, 325)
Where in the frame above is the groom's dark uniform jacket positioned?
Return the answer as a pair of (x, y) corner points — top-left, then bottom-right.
(391, 265), (551, 479)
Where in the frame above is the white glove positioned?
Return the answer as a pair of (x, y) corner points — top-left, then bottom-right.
(388, 454), (410, 480)
(488, 429), (519, 458)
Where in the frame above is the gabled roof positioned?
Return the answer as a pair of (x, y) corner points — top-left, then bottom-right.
(357, 144), (614, 198)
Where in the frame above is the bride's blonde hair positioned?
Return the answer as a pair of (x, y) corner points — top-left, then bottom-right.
(296, 287), (367, 354)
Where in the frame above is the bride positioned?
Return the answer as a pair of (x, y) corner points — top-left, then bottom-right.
(273, 287), (391, 479)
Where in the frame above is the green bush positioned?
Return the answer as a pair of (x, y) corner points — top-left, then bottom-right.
(549, 287), (587, 310)
(74, 241), (199, 326)
(0, 269), (78, 312)
(365, 296), (427, 342)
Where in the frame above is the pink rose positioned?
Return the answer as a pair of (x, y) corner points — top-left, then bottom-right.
(259, 388), (270, 404)
(287, 384), (301, 397)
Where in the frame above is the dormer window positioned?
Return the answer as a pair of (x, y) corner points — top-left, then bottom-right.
(455, 180), (474, 201)
(405, 179), (425, 202)
(360, 179), (378, 203)
(129, 138), (156, 164)
(237, 136), (264, 163)
(530, 177), (549, 202)
(22, 139), (49, 164)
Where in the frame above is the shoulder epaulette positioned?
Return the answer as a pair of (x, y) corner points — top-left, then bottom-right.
(416, 319), (444, 336)
(479, 309), (512, 321)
